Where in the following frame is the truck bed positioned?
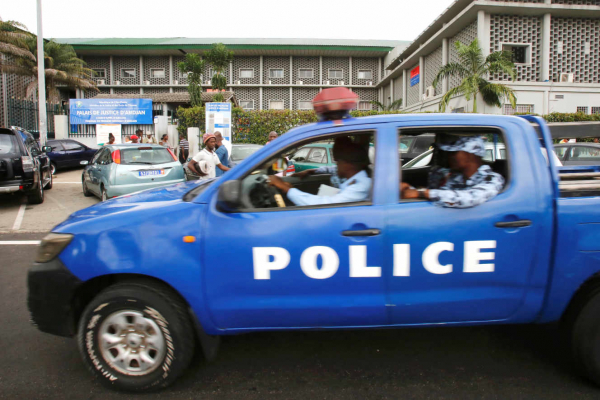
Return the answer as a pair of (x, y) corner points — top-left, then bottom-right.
(558, 165), (600, 197)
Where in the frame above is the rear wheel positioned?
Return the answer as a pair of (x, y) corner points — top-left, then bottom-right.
(50, 162), (57, 176)
(77, 281), (195, 392)
(44, 170), (53, 190)
(101, 185), (108, 201)
(27, 172), (44, 204)
(571, 286), (600, 385)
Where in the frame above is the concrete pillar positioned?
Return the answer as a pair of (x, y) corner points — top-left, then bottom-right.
(139, 56), (144, 85)
(259, 87), (263, 110)
(188, 127), (200, 156)
(319, 56), (323, 84)
(477, 10), (490, 57)
(390, 81), (394, 105)
(54, 115), (68, 140)
(543, 90), (549, 115)
(402, 69), (408, 109)
(229, 60), (233, 85)
(290, 56), (293, 84)
(378, 58), (382, 84)
(442, 38), (449, 94)
(109, 56), (114, 85)
(290, 87), (293, 110)
(169, 55), (173, 85)
(419, 56), (424, 100)
(259, 56), (263, 85)
(541, 13), (552, 81)
(349, 57), (353, 85)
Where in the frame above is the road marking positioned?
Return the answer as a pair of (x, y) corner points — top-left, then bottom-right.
(0, 240), (41, 245)
(12, 203), (26, 231)
(46, 194), (67, 210)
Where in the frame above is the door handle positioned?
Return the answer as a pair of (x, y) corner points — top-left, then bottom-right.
(342, 229), (381, 237)
(495, 220), (532, 228)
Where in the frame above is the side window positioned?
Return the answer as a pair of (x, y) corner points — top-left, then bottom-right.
(100, 149), (112, 164)
(483, 149), (494, 162)
(413, 137), (433, 154)
(48, 141), (63, 151)
(306, 147), (327, 163)
(291, 147), (310, 162)
(399, 137), (414, 153)
(553, 146), (567, 160)
(91, 149), (104, 164)
(570, 146), (600, 161)
(63, 141), (83, 151)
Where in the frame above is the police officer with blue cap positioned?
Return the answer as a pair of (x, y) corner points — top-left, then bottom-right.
(401, 136), (504, 208)
(269, 142), (371, 206)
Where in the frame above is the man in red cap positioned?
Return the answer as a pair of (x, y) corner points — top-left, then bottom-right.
(187, 132), (230, 179)
(130, 135), (139, 144)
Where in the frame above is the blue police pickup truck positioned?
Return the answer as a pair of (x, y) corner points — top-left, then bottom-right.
(27, 113), (600, 392)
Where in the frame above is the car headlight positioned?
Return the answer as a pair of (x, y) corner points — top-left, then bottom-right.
(35, 233), (74, 263)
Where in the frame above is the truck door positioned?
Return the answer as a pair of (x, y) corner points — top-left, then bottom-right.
(385, 125), (551, 324)
(202, 128), (389, 330)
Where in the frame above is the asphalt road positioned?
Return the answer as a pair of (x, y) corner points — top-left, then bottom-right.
(0, 233), (599, 399)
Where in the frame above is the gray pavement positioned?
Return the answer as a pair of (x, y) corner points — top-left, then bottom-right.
(0, 168), (99, 233)
(1, 174), (600, 398)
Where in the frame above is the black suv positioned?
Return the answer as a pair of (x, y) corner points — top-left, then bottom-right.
(0, 127), (53, 204)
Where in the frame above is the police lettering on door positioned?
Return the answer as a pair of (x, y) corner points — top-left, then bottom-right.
(252, 241), (496, 279)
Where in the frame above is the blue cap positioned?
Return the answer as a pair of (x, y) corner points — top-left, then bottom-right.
(438, 136), (486, 157)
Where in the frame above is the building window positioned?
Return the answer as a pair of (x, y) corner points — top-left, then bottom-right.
(269, 100), (285, 110)
(328, 69), (343, 79)
(269, 69), (284, 79)
(150, 69), (165, 78)
(239, 69), (254, 79)
(501, 43), (531, 64)
(207, 69), (218, 78)
(577, 106), (589, 114)
(121, 68), (136, 78)
(92, 69), (106, 78)
(358, 101), (372, 111)
(503, 104), (534, 115)
(180, 72), (189, 79)
(298, 101), (312, 110)
(592, 107), (600, 115)
(240, 100), (254, 110)
(357, 70), (372, 80)
(298, 69), (314, 79)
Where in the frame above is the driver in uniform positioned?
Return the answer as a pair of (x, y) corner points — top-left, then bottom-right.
(268, 142), (371, 206)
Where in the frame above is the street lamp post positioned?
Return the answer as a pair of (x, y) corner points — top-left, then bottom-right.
(36, 0), (47, 146)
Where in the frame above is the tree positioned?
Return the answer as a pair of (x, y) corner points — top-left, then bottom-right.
(177, 53), (205, 107)
(370, 99), (403, 111)
(204, 43), (233, 102)
(432, 39), (517, 113)
(0, 21), (98, 101)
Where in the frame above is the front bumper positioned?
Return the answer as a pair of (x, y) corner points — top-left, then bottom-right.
(28, 258), (82, 337)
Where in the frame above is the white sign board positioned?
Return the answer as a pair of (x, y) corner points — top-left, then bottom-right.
(96, 124), (122, 145)
(205, 102), (232, 142)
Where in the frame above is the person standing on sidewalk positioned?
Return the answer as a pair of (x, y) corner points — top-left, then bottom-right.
(214, 132), (231, 177)
(179, 134), (190, 163)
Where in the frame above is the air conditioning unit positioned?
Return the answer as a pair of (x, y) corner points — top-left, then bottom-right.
(296, 80), (303, 85)
(173, 80), (179, 85)
(367, 81), (373, 86)
(424, 86), (435, 99)
(114, 80), (121, 85)
(236, 80), (241, 85)
(143, 80), (150, 85)
(560, 73), (574, 83)
(97, 79), (106, 85)
(205, 79), (211, 85)
(339, 81), (345, 86)
(323, 80), (330, 85)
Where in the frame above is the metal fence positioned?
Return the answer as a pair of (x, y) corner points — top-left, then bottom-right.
(7, 98), (67, 139)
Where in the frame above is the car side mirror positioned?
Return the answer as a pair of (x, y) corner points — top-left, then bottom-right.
(80, 160), (89, 165)
(217, 180), (241, 210)
(42, 146), (52, 153)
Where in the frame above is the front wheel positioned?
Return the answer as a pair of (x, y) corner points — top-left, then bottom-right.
(77, 281), (196, 392)
(571, 287), (600, 386)
(101, 185), (108, 201)
(82, 179), (93, 197)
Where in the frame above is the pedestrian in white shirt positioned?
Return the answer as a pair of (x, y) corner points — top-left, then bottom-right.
(186, 133), (229, 180)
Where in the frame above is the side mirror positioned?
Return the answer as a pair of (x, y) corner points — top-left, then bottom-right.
(42, 146), (52, 153)
(80, 160), (89, 165)
(217, 180), (241, 210)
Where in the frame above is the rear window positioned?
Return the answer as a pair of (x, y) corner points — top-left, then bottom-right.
(0, 133), (19, 154)
(120, 147), (174, 165)
(231, 146), (261, 161)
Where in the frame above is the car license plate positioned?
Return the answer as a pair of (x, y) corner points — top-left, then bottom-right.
(139, 170), (165, 176)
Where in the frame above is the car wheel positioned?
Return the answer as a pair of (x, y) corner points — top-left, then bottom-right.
(44, 170), (53, 190)
(77, 281), (195, 392)
(27, 172), (44, 204)
(50, 162), (57, 176)
(82, 179), (93, 197)
(571, 286), (600, 385)
(101, 186), (108, 201)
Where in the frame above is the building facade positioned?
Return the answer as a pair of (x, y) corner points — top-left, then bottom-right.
(380, 0), (600, 115)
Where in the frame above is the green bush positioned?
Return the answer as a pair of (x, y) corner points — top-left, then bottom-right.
(543, 112), (600, 123)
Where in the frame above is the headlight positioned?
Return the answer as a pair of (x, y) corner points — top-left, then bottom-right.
(35, 233), (73, 263)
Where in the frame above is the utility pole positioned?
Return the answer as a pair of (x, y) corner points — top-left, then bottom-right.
(36, 0), (48, 145)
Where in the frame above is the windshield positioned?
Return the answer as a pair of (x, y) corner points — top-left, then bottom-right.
(231, 145), (262, 161)
(399, 137), (414, 153)
(120, 147), (174, 165)
(0, 133), (18, 154)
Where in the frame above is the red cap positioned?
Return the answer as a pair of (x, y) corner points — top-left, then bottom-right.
(130, 135), (139, 140)
(312, 87), (359, 115)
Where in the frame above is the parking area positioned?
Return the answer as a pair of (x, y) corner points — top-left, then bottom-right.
(0, 168), (99, 233)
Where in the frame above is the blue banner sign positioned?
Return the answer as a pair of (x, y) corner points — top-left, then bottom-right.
(206, 103), (231, 112)
(70, 98), (153, 125)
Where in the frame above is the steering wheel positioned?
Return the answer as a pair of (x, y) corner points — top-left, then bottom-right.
(241, 174), (286, 209)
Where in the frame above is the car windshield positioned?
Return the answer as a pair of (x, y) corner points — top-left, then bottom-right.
(120, 147), (173, 165)
(404, 149), (433, 168)
(231, 145), (261, 161)
(0, 133), (18, 154)
(399, 137), (414, 153)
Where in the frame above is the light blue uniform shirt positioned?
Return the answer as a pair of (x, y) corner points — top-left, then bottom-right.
(287, 170), (371, 206)
(314, 165), (345, 188)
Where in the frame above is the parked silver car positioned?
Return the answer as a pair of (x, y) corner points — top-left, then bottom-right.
(81, 144), (185, 201)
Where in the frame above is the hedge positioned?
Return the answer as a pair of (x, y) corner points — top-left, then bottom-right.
(176, 106), (600, 145)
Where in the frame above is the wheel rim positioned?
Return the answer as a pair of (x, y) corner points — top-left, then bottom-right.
(98, 310), (167, 376)
(101, 189), (107, 201)
(39, 173), (43, 198)
(51, 164), (56, 175)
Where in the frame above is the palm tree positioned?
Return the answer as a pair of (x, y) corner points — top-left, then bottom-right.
(204, 43), (233, 102)
(177, 53), (205, 107)
(432, 39), (517, 113)
(370, 99), (403, 111)
(0, 20), (97, 102)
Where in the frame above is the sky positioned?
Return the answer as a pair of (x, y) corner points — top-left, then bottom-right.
(1, 0), (455, 42)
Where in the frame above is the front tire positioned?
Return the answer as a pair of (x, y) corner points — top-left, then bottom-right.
(50, 162), (57, 176)
(82, 179), (93, 197)
(571, 286), (600, 385)
(77, 281), (196, 392)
